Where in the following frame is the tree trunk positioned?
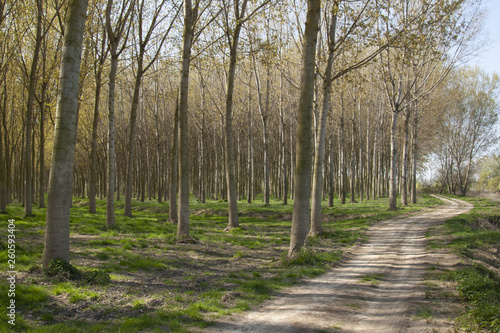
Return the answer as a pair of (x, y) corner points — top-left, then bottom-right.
(25, 0), (43, 216)
(89, 67), (103, 214)
(38, 74), (47, 208)
(177, 0), (193, 239)
(224, 24), (245, 230)
(106, 52), (118, 228)
(247, 85), (253, 204)
(169, 99), (178, 222)
(339, 111), (346, 204)
(124, 67), (143, 217)
(358, 101), (364, 202)
(389, 110), (399, 210)
(328, 135), (334, 207)
(43, 0), (88, 267)
(279, 73), (287, 205)
(401, 108), (410, 206)
(310, 5), (337, 236)
(288, 0), (321, 257)
(411, 108), (418, 204)
(350, 117), (355, 203)
(0, 115), (5, 213)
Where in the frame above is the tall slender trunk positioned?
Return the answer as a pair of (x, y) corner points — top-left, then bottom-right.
(279, 73), (287, 205)
(251, 52), (270, 205)
(358, 101), (364, 202)
(25, 0), (43, 216)
(247, 85), (253, 203)
(43, 0), (88, 267)
(0, 111), (5, 213)
(124, 67), (143, 217)
(169, 99), (179, 222)
(177, 0), (193, 239)
(224, 24), (244, 230)
(411, 108), (418, 204)
(310, 4), (337, 235)
(401, 108), (410, 206)
(106, 53), (118, 228)
(389, 109), (399, 210)
(339, 111), (346, 204)
(288, 0), (321, 257)
(38, 76), (47, 208)
(350, 117), (355, 203)
(89, 67), (103, 214)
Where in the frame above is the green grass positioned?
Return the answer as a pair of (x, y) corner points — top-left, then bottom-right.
(442, 264), (500, 332)
(0, 194), (439, 332)
(427, 195), (500, 332)
(358, 273), (385, 287)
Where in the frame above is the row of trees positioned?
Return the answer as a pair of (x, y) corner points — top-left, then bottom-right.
(0, 0), (491, 263)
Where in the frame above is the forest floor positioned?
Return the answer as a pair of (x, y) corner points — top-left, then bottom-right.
(1, 194), (499, 332)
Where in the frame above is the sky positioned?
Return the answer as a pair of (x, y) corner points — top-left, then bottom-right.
(470, 0), (500, 75)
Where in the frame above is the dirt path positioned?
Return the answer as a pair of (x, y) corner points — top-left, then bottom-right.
(205, 195), (473, 333)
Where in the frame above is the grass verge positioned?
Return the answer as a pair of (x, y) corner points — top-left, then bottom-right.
(425, 195), (500, 332)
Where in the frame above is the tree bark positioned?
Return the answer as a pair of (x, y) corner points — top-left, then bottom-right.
(288, 0), (321, 257)
(89, 66), (103, 214)
(177, 0), (194, 239)
(25, 0), (43, 216)
(43, 0), (88, 267)
(389, 109), (399, 210)
(411, 108), (418, 204)
(310, 4), (337, 236)
(169, 99), (179, 222)
(224, 10), (247, 230)
(401, 108), (410, 206)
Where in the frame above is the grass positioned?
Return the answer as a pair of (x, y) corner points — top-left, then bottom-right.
(0, 193), (440, 332)
(425, 195), (500, 332)
(358, 273), (385, 287)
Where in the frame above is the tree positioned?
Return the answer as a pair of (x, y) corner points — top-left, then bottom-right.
(123, 0), (179, 217)
(288, 0), (321, 257)
(435, 67), (499, 195)
(89, 1), (109, 214)
(23, 0), (43, 216)
(176, 0), (197, 240)
(43, 0), (89, 267)
(105, 0), (134, 228)
(220, 0), (270, 230)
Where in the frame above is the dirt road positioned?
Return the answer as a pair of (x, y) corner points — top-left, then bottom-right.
(205, 195), (473, 333)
